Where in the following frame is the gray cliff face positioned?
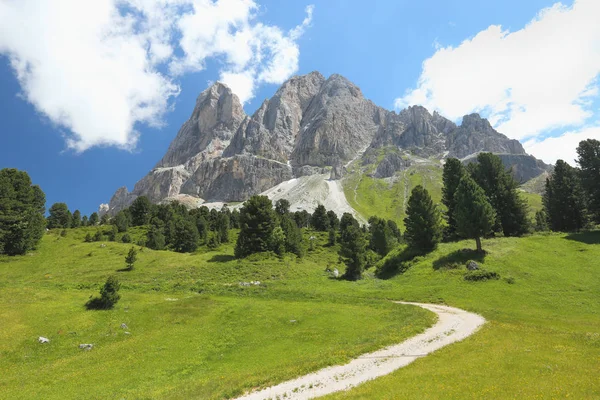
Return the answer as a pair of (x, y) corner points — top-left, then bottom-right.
(224, 72), (325, 163)
(104, 71), (547, 215)
(180, 155), (292, 201)
(446, 114), (526, 159)
(158, 83), (245, 168)
(462, 153), (552, 183)
(292, 74), (384, 166)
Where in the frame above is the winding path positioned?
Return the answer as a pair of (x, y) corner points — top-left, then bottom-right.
(234, 302), (485, 400)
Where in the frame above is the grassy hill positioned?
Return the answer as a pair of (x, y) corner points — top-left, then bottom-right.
(343, 155), (544, 225)
(1, 227), (599, 399)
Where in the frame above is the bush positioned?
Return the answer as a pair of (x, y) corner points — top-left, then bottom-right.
(121, 234), (132, 243)
(464, 269), (500, 281)
(84, 233), (93, 243)
(60, 229), (68, 237)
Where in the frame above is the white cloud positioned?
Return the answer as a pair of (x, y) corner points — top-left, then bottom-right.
(0, 0), (313, 151)
(524, 125), (600, 165)
(173, 2), (314, 103)
(396, 0), (600, 162)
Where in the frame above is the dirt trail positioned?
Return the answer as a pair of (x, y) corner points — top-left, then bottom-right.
(234, 302), (485, 400)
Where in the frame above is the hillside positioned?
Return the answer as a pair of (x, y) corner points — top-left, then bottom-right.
(1, 227), (598, 398)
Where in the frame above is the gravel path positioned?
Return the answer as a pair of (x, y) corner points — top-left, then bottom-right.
(234, 302), (485, 400)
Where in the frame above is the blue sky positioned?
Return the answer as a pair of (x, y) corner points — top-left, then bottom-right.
(1, 0), (598, 216)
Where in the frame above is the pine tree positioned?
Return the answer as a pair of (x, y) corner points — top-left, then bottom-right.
(114, 211), (129, 233)
(87, 276), (121, 309)
(281, 214), (304, 257)
(328, 228), (337, 246)
(469, 153), (529, 236)
(404, 186), (443, 253)
(293, 210), (311, 228)
(125, 247), (137, 271)
(72, 210), (82, 228)
(215, 211), (230, 243)
(454, 175), (496, 252)
(327, 210), (340, 230)
(270, 226), (286, 256)
(339, 225), (367, 281)
(107, 225), (118, 241)
(81, 215), (89, 227)
(146, 222), (166, 250)
(339, 213), (359, 235)
(100, 213), (110, 225)
(47, 203), (71, 229)
(275, 199), (291, 215)
(534, 210), (549, 232)
(576, 139), (600, 223)
(368, 216), (396, 256)
(0, 169), (47, 255)
(442, 158), (465, 240)
(172, 217), (199, 253)
(543, 160), (588, 232)
(89, 212), (99, 226)
(195, 215), (209, 244)
(387, 220), (402, 241)
(129, 196), (152, 226)
(311, 204), (330, 231)
(235, 196), (276, 258)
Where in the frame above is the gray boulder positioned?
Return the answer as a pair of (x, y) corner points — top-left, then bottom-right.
(466, 260), (480, 271)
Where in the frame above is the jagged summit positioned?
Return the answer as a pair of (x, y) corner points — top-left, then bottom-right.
(102, 71), (545, 215)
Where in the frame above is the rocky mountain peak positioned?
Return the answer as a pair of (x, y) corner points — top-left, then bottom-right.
(103, 71), (543, 216)
(157, 82), (246, 169)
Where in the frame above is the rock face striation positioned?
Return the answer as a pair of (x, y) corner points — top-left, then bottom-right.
(103, 72), (549, 215)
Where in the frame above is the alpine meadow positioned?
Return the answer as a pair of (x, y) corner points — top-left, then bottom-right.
(1, 1), (599, 399)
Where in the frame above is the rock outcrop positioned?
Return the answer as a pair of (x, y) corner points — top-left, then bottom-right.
(102, 71), (549, 215)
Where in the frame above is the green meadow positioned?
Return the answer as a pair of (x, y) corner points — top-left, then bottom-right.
(1, 227), (599, 399)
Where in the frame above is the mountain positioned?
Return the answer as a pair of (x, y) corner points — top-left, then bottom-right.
(102, 72), (549, 216)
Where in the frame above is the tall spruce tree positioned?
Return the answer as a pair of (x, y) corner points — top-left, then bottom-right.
(454, 175), (496, 252)
(280, 214), (304, 257)
(543, 160), (588, 232)
(576, 139), (600, 223)
(469, 153), (529, 236)
(404, 185), (443, 253)
(368, 216), (396, 257)
(235, 195), (276, 258)
(311, 204), (330, 231)
(274, 199), (291, 216)
(339, 224), (367, 281)
(215, 211), (230, 243)
(72, 210), (82, 228)
(130, 196), (152, 226)
(89, 212), (99, 226)
(172, 216), (199, 253)
(47, 203), (71, 229)
(0, 169), (46, 255)
(113, 211), (129, 232)
(442, 158), (465, 240)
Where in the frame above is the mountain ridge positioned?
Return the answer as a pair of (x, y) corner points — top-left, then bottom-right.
(102, 71), (549, 215)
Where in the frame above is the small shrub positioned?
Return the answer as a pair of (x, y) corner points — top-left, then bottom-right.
(504, 276), (516, 284)
(125, 247), (137, 271)
(84, 233), (93, 243)
(93, 230), (104, 242)
(60, 229), (67, 237)
(464, 269), (500, 281)
(86, 276), (121, 310)
(121, 234), (132, 243)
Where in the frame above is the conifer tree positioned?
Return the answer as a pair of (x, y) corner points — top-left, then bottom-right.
(47, 203), (71, 229)
(72, 210), (82, 228)
(576, 139), (600, 223)
(281, 214), (304, 257)
(368, 216), (395, 256)
(172, 217), (199, 253)
(442, 158), (465, 240)
(340, 225), (367, 281)
(114, 211), (129, 232)
(215, 211), (230, 243)
(81, 215), (89, 227)
(404, 186), (442, 252)
(89, 212), (99, 226)
(125, 247), (137, 271)
(129, 196), (152, 226)
(235, 195), (276, 258)
(146, 222), (166, 250)
(454, 175), (496, 252)
(311, 204), (330, 231)
(275, 199), (291, 216)
(469, 153), (529, 236)
(543, 160), (588, 232)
